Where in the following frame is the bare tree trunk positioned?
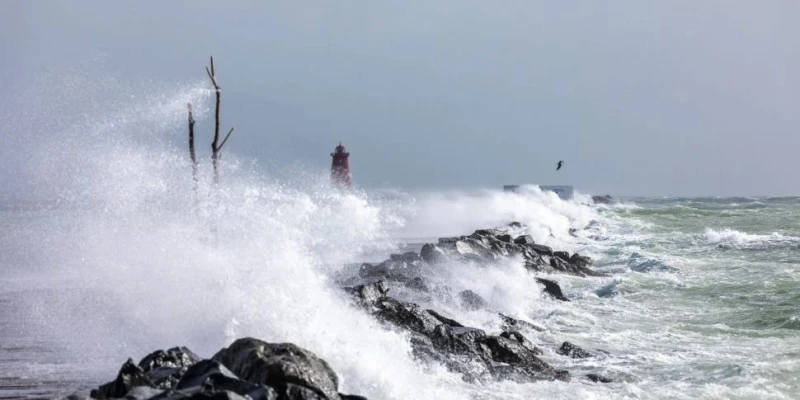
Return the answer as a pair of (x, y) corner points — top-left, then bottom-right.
(206, 56), (234, 185)
(188, 103), (198, 193)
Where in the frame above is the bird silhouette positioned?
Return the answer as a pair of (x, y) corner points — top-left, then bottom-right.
(556, 160), (564, 171)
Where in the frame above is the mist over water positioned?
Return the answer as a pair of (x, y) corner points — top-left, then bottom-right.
(2, 69), (799, 400)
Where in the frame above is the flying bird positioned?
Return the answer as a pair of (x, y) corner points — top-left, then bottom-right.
(556, 160), (564, 171)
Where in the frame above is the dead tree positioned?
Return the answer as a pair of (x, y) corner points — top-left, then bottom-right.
(187, 103), (198, 192)
(205, 56), (234, 185)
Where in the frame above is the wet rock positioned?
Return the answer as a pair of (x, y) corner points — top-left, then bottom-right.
(473, 228), (502, 237)
(497, 234), (513, 243)
(389, 251), (421, 263)
(339, 395), (369, 400)
(420, 243), (449, 264)
(345, 280), (389, 305)
(427, 309), (464, 327)
(91, 359), (154, 399)
(345, 281), (566, 384)
(557, 342), (594, 359)
(138, 347), (202, 390)
(458, 290), (487, 311)
(586, 373), (613, 383)
(591, 195), (614, 204)
(499, 331), (542, 355)
(529, 244), (554, 257)
(513, 235), (535, 245)
(554, 251), (571, 262)
(140, 347), (201, 371)
(498, 313), (545, 332)
(175, 360), (239, 390)
(482, 336), (535, 365)
(212, 338), (341, 400)
(123, 386), (164, 399)
(569, 253), (592, 268)
(404, 277), (429, 292)
(535, 278), (569, 301)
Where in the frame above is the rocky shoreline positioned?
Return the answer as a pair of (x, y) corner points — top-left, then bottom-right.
(74, 223), (610, 399)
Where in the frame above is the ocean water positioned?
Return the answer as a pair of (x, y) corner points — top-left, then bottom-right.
(1, 74), (799, 400)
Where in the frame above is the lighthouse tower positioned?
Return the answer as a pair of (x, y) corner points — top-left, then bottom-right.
(330, 142), (351, 188)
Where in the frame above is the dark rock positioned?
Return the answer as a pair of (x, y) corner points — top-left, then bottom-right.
(586, 373), (613, 383)
(140, 347), (201, 371)
(591, 195), (614, 204)
(404, 277), (429, 292)
(497, 234), (513, 243)
(431, 325), (489, 356)
(175, 360), (239, 390)
(345, 280), (388, 305)
(339, 395), (369, 400)
(498, 313), (545, 332)
(513, 235), (534, 245)
(91, 358), (154, 399)
(481, 336), (547, 367)
(568, 228), (578, 237)
(212, 338), (341, 400)
(358, 260), (417, 282)
(557, 342), (594, 359)
(136, 347), (201, 390)
(535, 278), (569, 301)
(458, 290), (487, 311)
(344, 282), (565, 385)
(473, 229), (502, 237)
(373, 298), (444, 335)
(427, 309), (464, 327)
(389, 251), (421, 263)
(554, 251), (571, 262)
(499, 331), (542, 355)
(529, 244), (553, 257)
(122, 386), (164, 400)
(420, 243), (449, 264)
(184, 392), (250, 400)
(569, 253), (592, 268)
(549, 256), (588, 277)
(507, 222), (525, 229)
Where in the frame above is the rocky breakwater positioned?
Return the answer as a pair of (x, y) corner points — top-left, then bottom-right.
(345, 223), (611, 385)
(76, 339), (367, 400)
(356, 222), (603, 301)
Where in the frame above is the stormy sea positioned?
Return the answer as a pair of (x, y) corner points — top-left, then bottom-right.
(1, 78), (798, 400)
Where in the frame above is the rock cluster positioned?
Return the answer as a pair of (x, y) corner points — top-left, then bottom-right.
(346, 280), (568, 384)
(359, 224), (602, 285)
(82, 339), (366, 400)
(80, 223), (613, 398)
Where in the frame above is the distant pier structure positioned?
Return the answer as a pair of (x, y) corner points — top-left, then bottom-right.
(330, 142), (351, 188)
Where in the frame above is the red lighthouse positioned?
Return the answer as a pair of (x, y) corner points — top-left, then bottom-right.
(330, 142), (351, 188)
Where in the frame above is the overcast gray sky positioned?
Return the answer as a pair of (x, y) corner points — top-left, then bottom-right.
(2, 1), (799, 196)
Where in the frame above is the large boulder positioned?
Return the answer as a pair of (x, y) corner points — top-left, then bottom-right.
(535, 278), (569, 302)
(139, 347), (202, 390)
(212, 338), (341, 400)
(91, 359), (153, 399)
(557, 342), (594, 359)
(89, 341), (365, 400)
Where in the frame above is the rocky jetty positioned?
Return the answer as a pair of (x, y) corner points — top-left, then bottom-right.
(359, 223), (602, 283)
(80, 338), (366, 400)
(339, 223), (611, 385)
(346, 280), (568, 384)
(79, 223), (612, 399)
